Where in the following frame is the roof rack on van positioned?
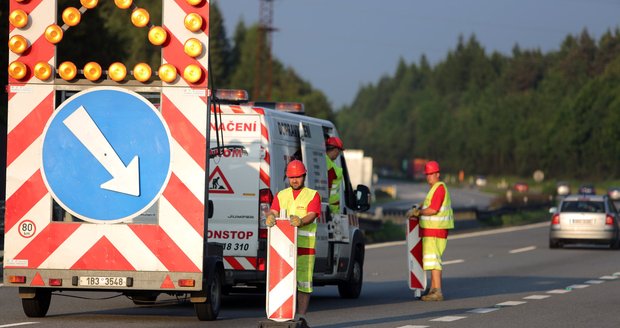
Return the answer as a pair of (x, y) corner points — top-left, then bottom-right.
(250, 101), (305, 115)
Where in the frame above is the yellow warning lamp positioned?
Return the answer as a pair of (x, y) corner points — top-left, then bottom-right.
(148, 26), (168, 46)
(58, 61), (78, 81)
(62, 7), (81, 27)
(158, 64), (177, 83)
(80, 0), (99, 9)
(186, 0), (203, 6)
(133, 63), (152, 82)
(83, 62), (103, 81)
(45, 25), (64, 44)
(108, 62), (127, 82)
(131, 8), (150, 28)
(8, 61), (28, 80)
(115, 0), (133, 9)
(184, 38), (203, 58)
(183, 64), (202, 84)
(184, 13), (203, 32)
(34, 62), (53, 81)
(9, 9), (29, 29)
(9, 35), (29, 55)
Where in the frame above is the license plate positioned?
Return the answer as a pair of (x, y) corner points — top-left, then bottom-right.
(572, 219), (593, 224)
(79, 276), (127, 287)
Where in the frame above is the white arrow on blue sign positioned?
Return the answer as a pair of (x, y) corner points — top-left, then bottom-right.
(41, 87), (172, 223)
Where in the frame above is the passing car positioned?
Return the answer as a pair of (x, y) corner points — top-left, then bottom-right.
(549, 194), (620, 249)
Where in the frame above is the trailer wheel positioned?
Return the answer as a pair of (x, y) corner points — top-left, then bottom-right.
(22, 288), (51, 318)
(195, 271), (223, 321)
(338, 249), (363, 299)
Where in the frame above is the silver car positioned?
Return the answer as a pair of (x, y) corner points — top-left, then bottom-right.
(549, 194), (620, 248)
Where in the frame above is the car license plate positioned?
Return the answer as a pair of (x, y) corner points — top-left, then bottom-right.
(572, 219), (593, 224)
(79, 276), (127, 287)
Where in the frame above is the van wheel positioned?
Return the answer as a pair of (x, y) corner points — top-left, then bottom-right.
(195, 271), (222, 321)
(338, 251), (363, 299)
(22, 288), (51, 318)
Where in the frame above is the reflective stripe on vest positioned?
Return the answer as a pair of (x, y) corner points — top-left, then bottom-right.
(277, 187), (318, 249)
(420, 182), (454, 229)
(326, 156), (343, 213)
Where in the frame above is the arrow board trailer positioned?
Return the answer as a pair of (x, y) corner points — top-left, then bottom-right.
(4, 0), (223, 321)
(208, 102), (372, 298)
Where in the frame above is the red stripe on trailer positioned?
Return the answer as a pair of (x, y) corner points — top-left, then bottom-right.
(131, 225), (201, 272)
(6, 91), (54, 166)
(8, 0), (46, 37)
(4, 170), (47, 232)
(9, 223), (81, 269)
(161, 95), (206, 170)
(161, 173), (204, 237)
(71, 237), (135, 271)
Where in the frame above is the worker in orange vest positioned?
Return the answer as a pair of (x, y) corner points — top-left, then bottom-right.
(266, 160), (321, 327)
(408, 160), (454, 301)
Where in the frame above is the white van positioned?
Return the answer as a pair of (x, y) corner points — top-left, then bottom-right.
(208, 93), (371, 298)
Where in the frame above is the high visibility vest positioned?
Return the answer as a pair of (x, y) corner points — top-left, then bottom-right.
(420, 182), (454, 229)
(326, 156), (343, 214)
(276, 187), (318, 249)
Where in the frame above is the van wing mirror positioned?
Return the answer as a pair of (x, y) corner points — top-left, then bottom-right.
(355, 184), (371, 212)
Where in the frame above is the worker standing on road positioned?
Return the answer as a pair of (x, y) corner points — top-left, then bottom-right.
(266, 160), (321, 327)
(325, 136), (344, 214)
(408, 160), (454, 301)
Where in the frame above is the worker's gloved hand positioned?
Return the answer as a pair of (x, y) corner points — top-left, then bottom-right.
(265, 214), (276, 227)
(289, 215), (302, 227)
(406, 207), (421, 218)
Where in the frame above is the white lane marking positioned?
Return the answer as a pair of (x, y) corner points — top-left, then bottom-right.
(509, 246), (536, 254)
(547, 289), (571, 294)
(613, 272), (620, 276)
(397, 326), (429, 328)
(468, 308), (499, 314)
(366, 222), (550, 249)
(567, 284), (590, 289)
(0, 323), (39, 328)
(496, 301), (526, 306)
(586, 280), (604, 284)
(443, 259), (465, 265)
(524, 295), (550, 300)
(430, 316), (467, 322)
(599, 275), (618, 280)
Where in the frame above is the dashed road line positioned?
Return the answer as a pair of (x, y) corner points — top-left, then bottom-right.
(547, 289), (571, 294)
(509, 246), (536, 254)
(523, 295), (550, 300)
(430, 316), (467, 322)
(0, 323), (39, 328)
(585, 280), (604, 284)
(468, 308), (499, 314)
(567, 284), (590, 289)
(397, 326), (429, 328)
(443, 259), (465, 265)
(599, 275), (618, 280)
(496, 301), (526, 307)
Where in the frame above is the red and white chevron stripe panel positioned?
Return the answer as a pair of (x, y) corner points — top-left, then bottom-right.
(224, 256), (258, 270)
(407, 218), (426, 291)
(4, 0), (210, 284)
(266, 220), (297, 322)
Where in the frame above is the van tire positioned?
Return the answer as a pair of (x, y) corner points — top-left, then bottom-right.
(22, 288), (51, 318)
(195, 270), (223, 321)
(338, 247), (363, 299)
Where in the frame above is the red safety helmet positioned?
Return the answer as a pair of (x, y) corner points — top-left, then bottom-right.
(326, 136), (344, 150)
(286, 160), (307, 178)
(424, 161), (440, 175)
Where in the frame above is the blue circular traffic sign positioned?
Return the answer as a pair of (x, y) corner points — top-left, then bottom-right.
(41, 87), (172, 223)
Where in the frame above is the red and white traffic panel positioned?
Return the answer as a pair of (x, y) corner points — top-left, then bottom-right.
(266, 217), (297, 322)
(407, 218), (426, 296)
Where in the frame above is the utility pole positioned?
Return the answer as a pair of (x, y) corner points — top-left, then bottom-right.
(254, 0), (277, 101)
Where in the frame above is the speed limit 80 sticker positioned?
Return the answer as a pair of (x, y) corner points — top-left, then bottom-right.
(18, 220), (37, 238)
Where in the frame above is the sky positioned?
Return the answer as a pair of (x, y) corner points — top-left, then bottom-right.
(215, 0), (620, 108)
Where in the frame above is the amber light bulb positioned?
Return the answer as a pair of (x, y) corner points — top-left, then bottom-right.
(62, 7), (81, 27)
(84, 62), (103, 81)
(45, 25), (64, 44)
(133, 63), (152, 82)
(34, 62), (53, 81)
(80, 0), (99, 9)
(184, 13), (203, 32)
(186, 0), (203, 6)
(131, 8), (150, 28)
(183, 64), (202, 84)
(9, 35), (29, 54)
(148, 26), (168, 46)
(108, 62), (127, 82)
(9, 9), (29, 29)
(58, 61), (78, 81)
(114, 0), (132, 9)
(8, 61), (28, 80)
(158, 64), (177, 83)
(184, 38), (203, 58)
